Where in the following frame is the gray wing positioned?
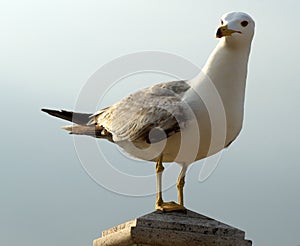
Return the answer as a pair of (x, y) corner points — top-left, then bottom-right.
(89, 80), (191, 142)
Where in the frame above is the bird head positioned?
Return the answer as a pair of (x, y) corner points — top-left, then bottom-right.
(216, 12), (255, 43)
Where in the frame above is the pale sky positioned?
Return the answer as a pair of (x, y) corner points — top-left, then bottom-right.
(1, 1), (300, 245)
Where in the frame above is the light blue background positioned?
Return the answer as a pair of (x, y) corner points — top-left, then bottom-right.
(1, 1), (299, 245)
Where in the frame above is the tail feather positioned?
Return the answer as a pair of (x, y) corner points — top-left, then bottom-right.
(62, 124), (113, 142)
(42, 108), (113, 142)
(41, 108), (92, 124)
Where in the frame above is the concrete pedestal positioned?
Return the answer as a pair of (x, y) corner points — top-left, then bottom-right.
(93, 209), (252, 246)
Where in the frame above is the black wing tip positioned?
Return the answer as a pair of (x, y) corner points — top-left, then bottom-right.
(41, 108), (61, 115)
(41, 108), (51, 113)
(42, 108), (71, 113)
(41, 108), (54, 113)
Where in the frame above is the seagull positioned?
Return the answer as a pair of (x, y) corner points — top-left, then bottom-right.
(42, 12), (255, 212)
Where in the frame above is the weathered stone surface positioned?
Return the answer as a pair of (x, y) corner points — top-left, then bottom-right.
(93, 209), (252, 246)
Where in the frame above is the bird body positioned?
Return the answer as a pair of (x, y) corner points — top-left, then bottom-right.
(42, 12), (255, 212)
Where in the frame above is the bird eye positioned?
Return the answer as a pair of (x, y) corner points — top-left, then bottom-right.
(220, 20), (224, 25)
(241, 21), (248, 27)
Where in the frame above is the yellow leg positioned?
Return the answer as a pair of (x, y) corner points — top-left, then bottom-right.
(177, 166), (187, 206)
(155, 155), (164, 207)
(155, 157), (186, 212)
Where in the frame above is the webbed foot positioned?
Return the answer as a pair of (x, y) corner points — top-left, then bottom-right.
(156, 201), (186, 212)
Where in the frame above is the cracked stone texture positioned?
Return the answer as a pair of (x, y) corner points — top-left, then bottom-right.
(93, 209), (252, 246)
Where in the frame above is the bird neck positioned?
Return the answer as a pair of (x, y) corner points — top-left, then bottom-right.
(202, 39), (251, 95)
(186, 38), (252, 142)
(198, 39), (252, 113)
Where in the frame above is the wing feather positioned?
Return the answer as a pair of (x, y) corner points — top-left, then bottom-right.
(90, 80), (191, 142)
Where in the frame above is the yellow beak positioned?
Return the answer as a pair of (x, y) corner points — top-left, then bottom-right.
(216, 25), (241, 38)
